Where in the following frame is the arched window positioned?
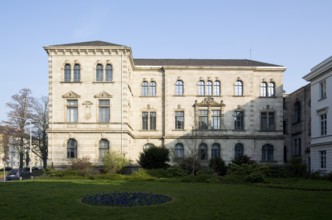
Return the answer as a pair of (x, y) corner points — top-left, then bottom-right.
(262, 144), (274, 162)
(73, 64), (80, 82)
(268, 82), (275, 97)
(99, 139), (109, 159)
(260, 82), (267, 97)
(214, 80), (220, 96)
(64, 64), (71, 82)
(175, 143), (184, 159)
(67, 139), (77, 158)
(150, 81), (156, 96)
(198, 80), (205, 96)
(211, 143), (221, 159)
(96, 64), (103, 81)
(199, 143), (208, 160)
(143, 143), (155, 150)
(206, 80), (212, 96)
(175, 80), (184, 96)
(142, 81), (148, 96)
(235, 143), (244, 160)
(294, 101), (301, 123)
(106, 64), (113, 81)
(235, 80), (243, 96)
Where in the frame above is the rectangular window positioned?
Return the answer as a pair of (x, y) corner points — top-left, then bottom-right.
(261, 112), (275, 131)
(67, 100), (78, 122)
(320, 81), (326, 99)
(320, 113), (327, 135)
(142, 112), (148, 130)
(99, 100), (110, 123)
(234, 111), (244, 130)
(198, 110), (208, 129)
(320, 150), (326, 169)
(175, 111), (184, 130)
(211, 110), (221, 130)
(150, 112), (156, 130)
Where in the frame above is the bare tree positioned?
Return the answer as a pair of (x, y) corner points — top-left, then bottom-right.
(31, 96), (48, 168)
(5, 88), (35, 170)
(0, 126), (10, 166)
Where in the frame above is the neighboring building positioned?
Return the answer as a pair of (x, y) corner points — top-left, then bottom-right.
(44, 41), (286, 169)
(283, 84), (311, 169)
(304, 56), (332, 173)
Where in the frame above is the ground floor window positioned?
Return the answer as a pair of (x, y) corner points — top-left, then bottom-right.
(67, 138), (77, 158)
(99, 139), (109, 159)
(262, 144), (273, 162)
(320, 150), (326, 169)
(175, 143), (184, 159)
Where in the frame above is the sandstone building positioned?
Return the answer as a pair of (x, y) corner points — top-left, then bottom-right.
(44, 41), (286, 168)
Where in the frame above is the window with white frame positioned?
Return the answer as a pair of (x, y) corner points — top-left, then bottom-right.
(320, 113), (327, 136)
(142, 111), (156, 130)
(142, 81), (148, 96)
(175, 143), (184, 159)
(99, 139), (109, 159)
(260, 82), (267, 97)
(320, 150), (326, 168)
(96, 64), (103, 81)
(234, 80), (243, 96)
(99, 100), (110, 123)
(175, 111), (184, 130)
(73, 64), (80, 82)
(268, 82), (275, 97)
(175, 80), (184, 96)
(105, 64), (113, 81)
(150, 81), (156, 96)
(211, 143), (221, 159)
(67, 100), (78, 122)
(198, 80), (205, 96)
(67, 138), (77, 158)
(211, 110), (221, 130)
(214, 80), (220, 96)
(198, 110), (208, 130)
(64, 64), (71, 82)
(319, 81), (326, 99)
(206, 80), (212, 96)
(96, 64), (113, 82)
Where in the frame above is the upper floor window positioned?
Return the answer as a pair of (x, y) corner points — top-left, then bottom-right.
(234, 111), (244, 130)
(234, 80), (243, 96)
(175, 111), (184, 130)
(64, 64), (71, 82)
(320, 113), (327, 136)
(320, 81), (326, 99)
(106, 64), (113, 81)
(199, 143), (208, 160)
(150, 81), (156, 96)
(214, 80), (220, 96)
(294, 101), (301, 123)
(73, 64), (80, 82)
(261, 111), (275, 131)
(99, 139), (109, 159)
(175, 143), (184, 159)
(99, 100), (110, 123)
(260, 82), (267, 97)
(211, 110), (221, 130)
(67, 100), (78, 122)
(262, 144), (274, 162)
(211, 143), (221, 159)
(206, 81), (212, 96)
(142, 111), (156, 130)
(198, 80), (205, 96)
(198, 110), (208, 130)
(320, 150), (326, 168)
(268, 82), (275, 97)
(234, 143), (244, 160)
(142, 81), (148, 96)
(96, 64), (103, 81)
(175, 80), (184, 96)
(67, 138), (77, 158)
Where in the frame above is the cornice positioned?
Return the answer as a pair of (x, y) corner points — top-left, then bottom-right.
(44, 47), (132, 56)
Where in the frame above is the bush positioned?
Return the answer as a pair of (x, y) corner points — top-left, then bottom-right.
(138, 146), (170, 169)
(129, 169), (155, 181)
(232, 155), (256, 166)
(102, 151), (129, 173)
(326, 172), (332, 182)
(166, 165), (186, 177)
(178, 157), (201, 175)
(146, 169), (170, 178)
(209, 158), (227, 176)
(288, 156), (307, 177)
(44, 168), (64, 177)
(245, 172), (266, 183)
(180, 173), (221, 183)
(70, 156), (96, 176)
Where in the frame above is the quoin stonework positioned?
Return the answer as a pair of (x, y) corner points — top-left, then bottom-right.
(44, 41), (286, 168)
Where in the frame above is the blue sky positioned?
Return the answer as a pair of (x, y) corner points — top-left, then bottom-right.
(1, 0), (332, 121)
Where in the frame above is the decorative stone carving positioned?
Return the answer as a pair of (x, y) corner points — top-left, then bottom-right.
(194, 97), (225, 107)
(62, 91), (80, 98)
(94, 91), (112, 98)
(82, 101), (93, 119)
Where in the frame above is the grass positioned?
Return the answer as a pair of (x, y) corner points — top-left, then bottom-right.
(1, 177), (332, 219)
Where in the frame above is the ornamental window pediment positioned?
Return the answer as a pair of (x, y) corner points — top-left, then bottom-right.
(94, 91), (112, 98)
(62, 91), (81, 98)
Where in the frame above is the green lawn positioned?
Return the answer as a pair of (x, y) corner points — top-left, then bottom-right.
(0, 178), (331, 220)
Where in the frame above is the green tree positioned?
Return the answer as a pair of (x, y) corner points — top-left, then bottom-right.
(138, 146), (170, 169)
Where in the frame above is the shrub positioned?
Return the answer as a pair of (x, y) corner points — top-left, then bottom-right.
(147, 169), (170, 178)
(70, 156), (96, 176)
(232, 155), (256, 166)
(209, 158), (227, 176)
(138, 146), (170, 169)
(129, 169), (155, 181)
(44, 168), (64, 177)
(245, 172), (266, 183)
(264, 165), (290, 178)
(177, 157), (201, 175)
(102, 151), (129, 173)
(326, 172), (332, 182)
(288, 156), (307, 177)
(166, 165), (186, 177)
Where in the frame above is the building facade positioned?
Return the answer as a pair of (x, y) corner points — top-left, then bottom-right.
(283, 84), (311, 169)
(303, 56), (332, 173)
(44, 41), (286, 168)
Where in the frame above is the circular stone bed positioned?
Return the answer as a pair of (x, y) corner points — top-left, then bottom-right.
(81, 192), (172, 207)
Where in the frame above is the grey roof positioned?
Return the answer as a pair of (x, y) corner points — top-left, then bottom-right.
(133, 59), (281, 67)
(47, 41), (127, 47)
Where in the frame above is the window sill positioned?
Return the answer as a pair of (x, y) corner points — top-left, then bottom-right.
(233, 95), (244, 97)
(318, 97), (327, 101)
(172, 129), (186, 131)
(259, 96), (277, 98)
(260, 130), (276, 132)
(93, 81), (114, 84)
(60, 81), (82, 84)
(140, 130), (158, 132)
(233, 129), (245, 131)
(196, 95), (221, 97)
(139, 96), (160, 98)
